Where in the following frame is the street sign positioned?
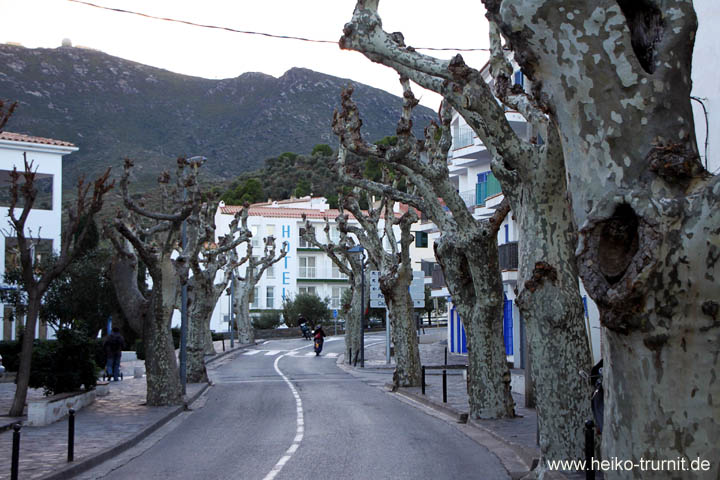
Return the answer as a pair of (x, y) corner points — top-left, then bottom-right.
(333, 309), (338, 318)
(368, 270), (425, 308)
(410, 271), (425, 308)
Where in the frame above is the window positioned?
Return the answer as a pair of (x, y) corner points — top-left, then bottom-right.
(0, 170), (54, 210)
(250, 225), (260, 248)
(453, 123), (473, 149)
(266, 286), (274, 309)
(415, 231), (428, 248)
(331, 263), (348, 279)
(266, 264), (275, 279)
(5, 238), (54, 271)
(251, 287), (259, 308)
(266, 224), (275, 237)
(299, 286), (317, 296)
(299, 256), (316, 278)
(329, 226), (340, 243)
(331, 286), (347, 308)
(299, 226), (314, 248)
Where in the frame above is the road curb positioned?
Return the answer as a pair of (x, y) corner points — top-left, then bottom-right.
(39, 383), (211, 480)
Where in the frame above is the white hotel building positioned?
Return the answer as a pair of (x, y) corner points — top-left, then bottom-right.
(0, 132), (76, 341)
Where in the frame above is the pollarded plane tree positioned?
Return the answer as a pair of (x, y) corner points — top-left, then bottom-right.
(6, 156), (113, 417)
(483, 2), (719, 475)
(338, 177), (422, 388)
(232, 233), (288, 345)
(333, 80), (514, 418)
(185, 202), (252, 383)
(301, 204), (365, 364)
(107, 157), (203, 406)
(347, 0), (720, 476)
(341, 2), (594, 468)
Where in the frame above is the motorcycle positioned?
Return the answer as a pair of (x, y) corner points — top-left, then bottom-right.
(314, 336), (324, 355)
(300, 323), (312, 340)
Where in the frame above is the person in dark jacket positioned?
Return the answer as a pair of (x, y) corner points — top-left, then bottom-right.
(103, 327), (125, 381)
(313, 325), (326, 356)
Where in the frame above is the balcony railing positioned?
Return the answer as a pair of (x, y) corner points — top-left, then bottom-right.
(498, 242), (518, 271)
(297, 267), (350, 280)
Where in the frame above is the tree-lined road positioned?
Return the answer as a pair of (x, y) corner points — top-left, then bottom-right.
(97, 335), (508, 480)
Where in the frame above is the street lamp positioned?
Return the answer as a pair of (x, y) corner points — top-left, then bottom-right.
(348, 245), (366, 368)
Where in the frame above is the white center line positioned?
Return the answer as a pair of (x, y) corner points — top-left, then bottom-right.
(262, 344), (312, 480)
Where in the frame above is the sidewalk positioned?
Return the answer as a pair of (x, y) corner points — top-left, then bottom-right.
(0, 341), (247, 480)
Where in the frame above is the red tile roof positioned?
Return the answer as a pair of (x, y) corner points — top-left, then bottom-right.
(0, 131), (76, 147)
(220, 205), (347, 219)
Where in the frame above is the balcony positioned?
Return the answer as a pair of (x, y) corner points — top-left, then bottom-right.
(297, 266), (349, 282)
(498, 242), (518, 271)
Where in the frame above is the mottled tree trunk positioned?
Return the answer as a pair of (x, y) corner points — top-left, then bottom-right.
(495, 132), (593, 469)
(187, 285), (215, 383)
(382, 269), (421, 387)
(345, 274), (363, 365)
(233, 276), (254, 345)
(484, 1), (720, 477)
(145, 258), (183, 406)
(9, 295), (39, 417)
(435, 235), (515, 419)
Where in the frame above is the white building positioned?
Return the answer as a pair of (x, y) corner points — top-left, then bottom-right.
(0, 132), (77, 341)
(210, 197), (354, 331)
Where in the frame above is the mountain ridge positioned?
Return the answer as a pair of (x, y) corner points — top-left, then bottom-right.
(0, 44), (435, 193)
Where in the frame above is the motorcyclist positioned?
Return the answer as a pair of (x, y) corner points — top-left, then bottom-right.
(298, 314), (311, 340)
(313, 325), (326, 356)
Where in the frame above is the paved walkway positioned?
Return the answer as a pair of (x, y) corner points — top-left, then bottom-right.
(0, 341), (246, 480)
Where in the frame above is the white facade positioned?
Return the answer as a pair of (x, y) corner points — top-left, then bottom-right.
(0, 132), (76, 341)
(209, 197), (354, 332)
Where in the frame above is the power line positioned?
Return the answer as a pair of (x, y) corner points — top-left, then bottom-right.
(66, 0), (489, 52)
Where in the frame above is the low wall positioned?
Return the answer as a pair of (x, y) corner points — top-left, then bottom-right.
(27, 389), (96, 427)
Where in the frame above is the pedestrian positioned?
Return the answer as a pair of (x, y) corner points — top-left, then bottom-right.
(103, 327), (125, 381)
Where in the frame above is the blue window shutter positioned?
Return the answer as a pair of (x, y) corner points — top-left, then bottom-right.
(503, 298), (514, 355)
(504, 224), (509, 244)
(514, 70), (523, 87)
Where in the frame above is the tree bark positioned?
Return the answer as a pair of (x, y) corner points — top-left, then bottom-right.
(9, 294), (39, 417)
(234, 275), (254, 345)
(382, 268), (421, 387)
(435, 231), (515, 419)
(483, 1), (719, 476)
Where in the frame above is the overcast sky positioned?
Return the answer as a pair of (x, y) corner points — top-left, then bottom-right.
(0, 0), (491, 110)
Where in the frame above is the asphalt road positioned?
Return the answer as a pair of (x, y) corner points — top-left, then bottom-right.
(91, 334), (509, 480)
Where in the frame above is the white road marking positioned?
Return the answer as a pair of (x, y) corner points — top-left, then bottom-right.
(262, 343), (313, 480)
(264, 350), (283, 356)
(242, 350), (261, 355)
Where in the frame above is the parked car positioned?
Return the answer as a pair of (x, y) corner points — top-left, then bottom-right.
(0, 354), (4, 378)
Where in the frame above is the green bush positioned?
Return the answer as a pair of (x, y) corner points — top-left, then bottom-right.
(0, 340), (22, 372)
(29, 328), (98, 396)
(283, 293), (331, 327)
(253, 311), (281, 329)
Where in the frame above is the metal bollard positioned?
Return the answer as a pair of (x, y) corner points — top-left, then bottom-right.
(11, 423), (21, 480)
(222, 337), (225, 352)
(585, 420), (595, 480)
(421, 366), (426, 395)
(444, 346), (448, 366)
(442, 369), (447, 403)
(68, 409), (76, 462)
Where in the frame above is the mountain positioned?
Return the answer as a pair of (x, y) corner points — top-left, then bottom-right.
(0, 44), (436, 193)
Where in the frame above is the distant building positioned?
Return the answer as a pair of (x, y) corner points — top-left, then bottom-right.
(210, 197), (354, 331)
(0, 132), (77, 341)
